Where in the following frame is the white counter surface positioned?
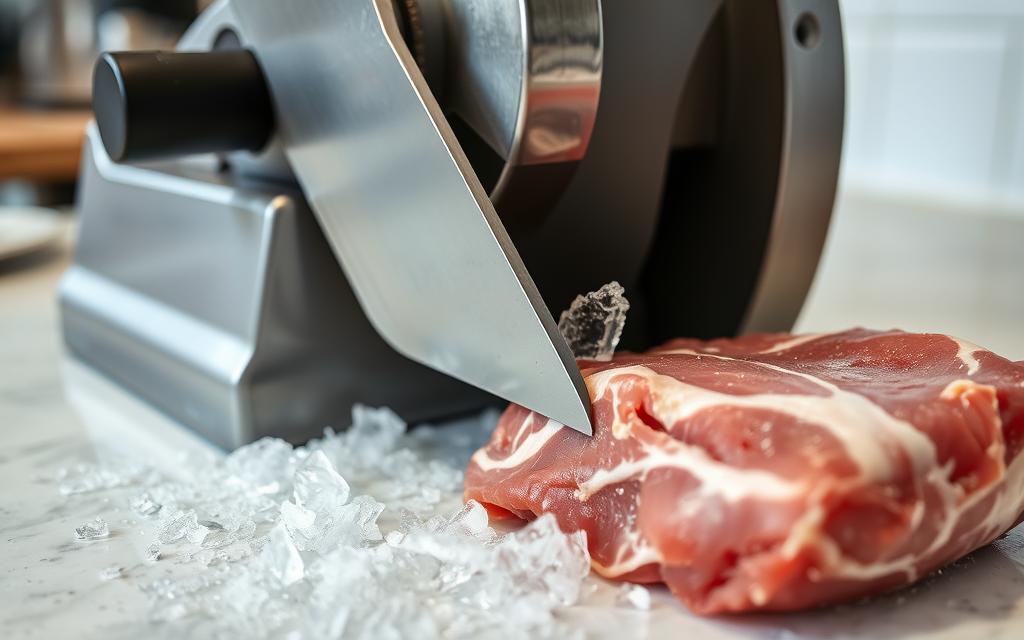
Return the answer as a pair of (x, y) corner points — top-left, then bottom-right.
(2, 200), (1024, 639)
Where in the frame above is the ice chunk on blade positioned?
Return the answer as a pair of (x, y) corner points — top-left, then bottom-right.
(558, 281), (630, 361)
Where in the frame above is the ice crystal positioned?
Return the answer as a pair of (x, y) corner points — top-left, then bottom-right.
(557, 281), (630, 361)
(74, 516), (110, 541)
(99, 565), (124, 581)
(131, 492), (162, 516)
(224, 437), (296, 497)
(259, 523), (305, 587)
(157, 510), (197, 544)
(59, 405), (593, 638)
(616, 583), (652, 610)
(58, 462), (148, 495)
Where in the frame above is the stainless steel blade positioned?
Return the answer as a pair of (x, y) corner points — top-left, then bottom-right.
(232, 0), (593, 434)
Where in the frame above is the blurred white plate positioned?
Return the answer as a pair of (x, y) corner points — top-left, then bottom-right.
(0, 206), (64, 262)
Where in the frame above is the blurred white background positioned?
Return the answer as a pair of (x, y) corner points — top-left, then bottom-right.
(841, 0), (1024, 213)
(797, 0), (1024, 360)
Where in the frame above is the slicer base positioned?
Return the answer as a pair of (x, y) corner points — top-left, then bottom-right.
(60, 130), (492, 449)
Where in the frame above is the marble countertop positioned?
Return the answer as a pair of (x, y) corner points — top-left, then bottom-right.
(3, 202), (1024, 639)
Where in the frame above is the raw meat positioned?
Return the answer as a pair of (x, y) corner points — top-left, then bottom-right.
(464, 329), (1024, 613)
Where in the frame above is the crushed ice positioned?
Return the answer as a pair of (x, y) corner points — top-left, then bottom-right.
(558, 281), (630, 361)
(59, 462), (153, 495)
(131, 492), (162, 517)
(59, 405), (593, 638)
(74, 516), (110, 541)
(616, 583), (652, 610)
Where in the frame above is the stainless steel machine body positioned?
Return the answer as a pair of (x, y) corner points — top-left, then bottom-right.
(60, 0), (845, 448)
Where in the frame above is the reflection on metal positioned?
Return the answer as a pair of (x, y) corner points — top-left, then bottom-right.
(61, 128), (496, 448)
(739, 0), (845, 333)
(440, 0), (601, 166)
(521, 0), (843, 347)
(61, 0), (846, 448)
(177, 0), (603, 216)
(231, 0), (593, 433)
(437, 0), (602, 215)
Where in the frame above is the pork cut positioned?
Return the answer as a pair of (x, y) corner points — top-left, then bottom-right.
(464, 329), (1024, 613)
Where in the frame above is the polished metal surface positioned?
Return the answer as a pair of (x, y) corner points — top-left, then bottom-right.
(176, 0), (293, 182)
(177, 0), (602, 217)
(231, 0), (592, 433)
(515, 0), (843, 347)
(512, 0), (724, 335)
(61, 127), (493, 448)
(739, 0), (845, 333)
(503, 0), (602, 167)
(440, 0), (601, 166)
(62, 0), (846, 447)
(640, 0), (844, 340)
(435, 0), (522, 161)
(438, 0), (602, 218)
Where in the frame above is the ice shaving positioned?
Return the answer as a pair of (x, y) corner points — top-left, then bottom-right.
(55, 283), (639, 637)
(60, 407), (601, 638)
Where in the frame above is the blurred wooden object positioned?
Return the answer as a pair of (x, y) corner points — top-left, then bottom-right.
(0, 108), (90, 181)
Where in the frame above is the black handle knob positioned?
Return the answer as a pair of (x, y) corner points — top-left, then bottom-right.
(92, 50), (275, 163)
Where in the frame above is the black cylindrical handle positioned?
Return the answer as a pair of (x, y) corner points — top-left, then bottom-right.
(92, 50), (275, 163)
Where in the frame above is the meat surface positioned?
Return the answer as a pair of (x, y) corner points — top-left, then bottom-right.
(464, 329), (1024, 613)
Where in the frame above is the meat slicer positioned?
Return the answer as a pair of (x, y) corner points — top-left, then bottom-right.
(59, 0), (845, 448)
